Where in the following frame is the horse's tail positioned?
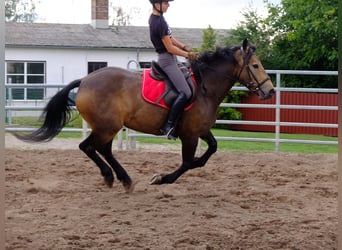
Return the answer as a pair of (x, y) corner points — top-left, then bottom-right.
(15, 79), (82, 142)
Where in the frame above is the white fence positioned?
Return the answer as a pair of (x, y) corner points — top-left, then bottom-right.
(5, 70), (338, 152)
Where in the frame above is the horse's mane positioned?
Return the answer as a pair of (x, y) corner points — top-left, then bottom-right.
(191, 46), (240, 85)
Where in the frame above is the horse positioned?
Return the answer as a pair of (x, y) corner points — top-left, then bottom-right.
(16, 39), (275, 192)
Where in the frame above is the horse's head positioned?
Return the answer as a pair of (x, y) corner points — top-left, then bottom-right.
(235, 39), (275, 100)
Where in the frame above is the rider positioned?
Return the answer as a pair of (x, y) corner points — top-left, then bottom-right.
(149, 0), (197, 140)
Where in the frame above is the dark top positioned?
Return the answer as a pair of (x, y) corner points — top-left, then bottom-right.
(149, 14), (172, 54)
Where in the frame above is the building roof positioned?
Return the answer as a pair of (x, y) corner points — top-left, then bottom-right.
(5, 22), (229, 50)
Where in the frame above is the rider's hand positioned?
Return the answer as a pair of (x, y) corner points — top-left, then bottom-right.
(187, 52), (198, 61)
(183, 45), (192, 52)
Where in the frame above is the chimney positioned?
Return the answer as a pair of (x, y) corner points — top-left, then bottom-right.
(91, 0), (109, 29)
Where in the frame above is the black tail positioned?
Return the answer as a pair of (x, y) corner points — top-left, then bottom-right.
(15, 79), (82, 142)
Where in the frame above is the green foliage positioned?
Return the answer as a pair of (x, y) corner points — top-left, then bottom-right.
(267, 0), (338, 71)
(216, 107), (241, 127)
(214, 89), (248, 129)
(198, 25), (217, 53)
(135, 129), (337, 153)
(224, 6), (274, 63)
(226, 0), (338, 88)
(5, 0), (38, 22)
(268, 0), (338, 88)
(7, 111), (82, 128)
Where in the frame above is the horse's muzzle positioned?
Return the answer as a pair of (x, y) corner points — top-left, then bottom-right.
(259, 88), (275, 100)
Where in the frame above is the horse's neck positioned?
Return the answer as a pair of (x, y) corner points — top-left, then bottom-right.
(202, 78), (234, 106)
(195, 62), (237, 105)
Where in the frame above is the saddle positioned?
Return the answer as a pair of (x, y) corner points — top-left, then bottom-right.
(141, 61), (197, 110)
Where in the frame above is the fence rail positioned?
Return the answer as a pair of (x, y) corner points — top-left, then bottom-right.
(5, 70), (338, 152)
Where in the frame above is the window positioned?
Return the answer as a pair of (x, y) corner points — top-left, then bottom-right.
(88, 62), (107, 74)
(6, 61), (46, 100)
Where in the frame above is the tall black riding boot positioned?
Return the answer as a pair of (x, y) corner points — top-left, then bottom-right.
(160, 92), (188, 140)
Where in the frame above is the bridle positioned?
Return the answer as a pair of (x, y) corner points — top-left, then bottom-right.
(194, 46), (271, 96)
(236, 47), (271, 95)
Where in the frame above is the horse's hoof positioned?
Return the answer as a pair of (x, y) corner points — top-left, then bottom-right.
(149, 174), (164, 185)
(123, 180), (138, 193)
(104, 176), (114, 188)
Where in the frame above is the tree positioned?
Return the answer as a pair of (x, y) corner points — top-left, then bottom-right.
(226, 0), (338, 88)
(198, 25), (217, 53)
(267, 0), (338, 71)
(266, 0), (337, 88)
(111, 6), (131, 26)
(5, 0), (38, 22)
(224, 6), (274, 64)
(110, 3), (140, 27)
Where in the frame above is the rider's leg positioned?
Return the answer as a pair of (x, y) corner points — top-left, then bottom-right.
(160, 91), (187, 139)
(158, 53), (192, 139)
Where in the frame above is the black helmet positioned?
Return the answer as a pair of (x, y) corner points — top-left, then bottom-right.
(149, 0), (173, 4)
(150, 0), (173, 15)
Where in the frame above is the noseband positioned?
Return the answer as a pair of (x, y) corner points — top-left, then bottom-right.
(237, 47), (270, 94)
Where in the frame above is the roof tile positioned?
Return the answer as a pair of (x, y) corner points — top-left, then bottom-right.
(5, 22), (229, 49)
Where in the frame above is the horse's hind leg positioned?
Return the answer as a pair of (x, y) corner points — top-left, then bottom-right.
(97, 140), (132, 191)
(79, 135), (115, 187)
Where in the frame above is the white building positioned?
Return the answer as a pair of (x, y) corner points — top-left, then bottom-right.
(5, 0), (228, 116)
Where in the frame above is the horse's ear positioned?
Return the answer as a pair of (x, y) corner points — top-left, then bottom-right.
(242, 38), (249, 53)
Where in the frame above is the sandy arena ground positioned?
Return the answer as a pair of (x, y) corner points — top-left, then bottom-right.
(5, 135), (337, 249)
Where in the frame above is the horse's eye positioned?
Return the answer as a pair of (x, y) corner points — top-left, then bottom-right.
(252, 63), (259, 69)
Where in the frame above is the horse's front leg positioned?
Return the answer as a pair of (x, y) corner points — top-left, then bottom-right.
(192, 131), (217, 167)
(150, 132), (218, 184)
(150, 136), (198, 185)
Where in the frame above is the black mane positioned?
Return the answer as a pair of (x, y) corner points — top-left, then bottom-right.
(191, 46), (240, 85)
(198, 46), (240, 64)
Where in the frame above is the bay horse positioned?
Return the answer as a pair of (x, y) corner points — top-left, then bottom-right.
(16, 39), (275, 191)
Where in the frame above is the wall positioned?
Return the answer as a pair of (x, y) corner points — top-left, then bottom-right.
(5, 46), (156, 116)
(5, 47), (156, 84)
(231, 92), (338, 136)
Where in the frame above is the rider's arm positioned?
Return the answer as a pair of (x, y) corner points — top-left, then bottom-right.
(170, 36), (187, 50)
(162, 35), (189, 58)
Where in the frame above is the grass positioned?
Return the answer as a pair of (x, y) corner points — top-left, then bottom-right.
(7, 116), (338, 154)
(129, 129), (338, 154)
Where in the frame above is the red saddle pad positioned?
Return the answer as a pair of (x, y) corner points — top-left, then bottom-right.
(141, 69), (195, 111)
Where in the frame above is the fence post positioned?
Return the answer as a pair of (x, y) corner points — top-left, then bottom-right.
(275, 72), (281, 152)
(82, 119), (88, 139)
(126, 128), (136, 149)
(196, 138), (201, 155)
(6, 80), (12, 125)
(117, 128), (123, 150)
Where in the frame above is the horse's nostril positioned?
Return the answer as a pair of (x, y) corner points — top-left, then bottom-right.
(260, 88), (275, 100)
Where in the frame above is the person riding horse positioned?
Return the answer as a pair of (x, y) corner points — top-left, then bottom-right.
(148, 0), (197, 140)
(15, 37), (275, 189)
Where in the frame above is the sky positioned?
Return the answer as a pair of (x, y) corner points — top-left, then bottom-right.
(35, 0), (281, 29)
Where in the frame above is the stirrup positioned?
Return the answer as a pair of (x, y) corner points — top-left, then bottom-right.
(165, 127), (177, 140)
(160, 127), (177, 140)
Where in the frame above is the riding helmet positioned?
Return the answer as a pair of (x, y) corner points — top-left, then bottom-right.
(149, 0), (174, 4)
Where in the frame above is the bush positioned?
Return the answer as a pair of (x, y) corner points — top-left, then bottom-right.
(214, 88), (248, 129)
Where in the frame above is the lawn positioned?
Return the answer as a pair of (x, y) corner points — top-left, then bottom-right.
(7, 116), (338, 154)
(128, 129), (338, 154)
